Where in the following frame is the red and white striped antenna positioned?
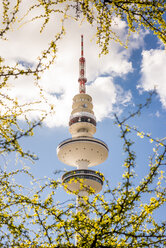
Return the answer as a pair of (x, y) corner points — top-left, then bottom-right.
(78, 35), (87, 93)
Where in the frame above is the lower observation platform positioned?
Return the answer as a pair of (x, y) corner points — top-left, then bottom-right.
(57, 137), (108, 167)
(62, 169), (104, 194)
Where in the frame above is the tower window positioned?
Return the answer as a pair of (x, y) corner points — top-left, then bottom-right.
(78, 128), (88, 133)
(69, 116), (96, 126)
(82, 104), (87, 108)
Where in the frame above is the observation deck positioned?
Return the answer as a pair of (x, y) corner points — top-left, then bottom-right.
(62, 169), (104, 194)
(57, 137), (109, 167)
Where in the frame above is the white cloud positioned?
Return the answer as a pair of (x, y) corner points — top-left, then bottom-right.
(139, 49), (166, 108)
(88, 77), (116, 121)
(88, 77), (132, 121)
(0, 2), (147, 127)
(155, 111), (160, 118)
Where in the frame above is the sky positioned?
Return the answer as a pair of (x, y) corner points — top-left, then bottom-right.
(0, 1), (166, 221)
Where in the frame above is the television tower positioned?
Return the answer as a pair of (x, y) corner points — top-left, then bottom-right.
(57, 35), (109, 206)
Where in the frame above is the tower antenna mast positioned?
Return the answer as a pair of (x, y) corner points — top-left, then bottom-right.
(78, 35), (87, 93)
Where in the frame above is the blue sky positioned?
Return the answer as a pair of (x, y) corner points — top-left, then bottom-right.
(0, 1), (166, 222)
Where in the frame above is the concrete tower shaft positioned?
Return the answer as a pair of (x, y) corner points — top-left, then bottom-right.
(69, 93), (96, 138)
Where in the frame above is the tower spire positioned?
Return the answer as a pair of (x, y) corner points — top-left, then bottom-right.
(78, 35), (87, 93)
(81, 34), (84, 57)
